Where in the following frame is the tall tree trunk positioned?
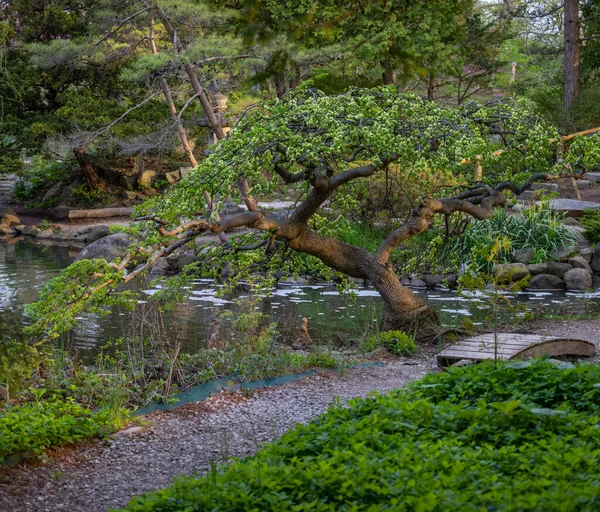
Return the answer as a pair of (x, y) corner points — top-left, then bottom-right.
(564, 0), (581, 112)
(73, 147), (104, 191)
(426, 74), (435, 101)
(381, 58), (395, 86)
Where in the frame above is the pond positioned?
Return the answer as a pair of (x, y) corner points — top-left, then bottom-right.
(1, 238), (599, 357)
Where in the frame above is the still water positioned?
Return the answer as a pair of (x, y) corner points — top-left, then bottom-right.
(1, 238), (599, 356)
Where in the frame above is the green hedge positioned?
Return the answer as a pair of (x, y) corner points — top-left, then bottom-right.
(120, 360), (600, 511)
(0, 398), (120, 461)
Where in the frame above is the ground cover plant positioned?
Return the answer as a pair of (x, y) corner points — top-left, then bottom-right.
(0, 397), (122, 464)
(119, 359), (600, 511)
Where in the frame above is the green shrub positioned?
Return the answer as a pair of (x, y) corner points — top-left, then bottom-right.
(580, 208), (600, 244)
(119, 359), (600, 511)
(0, 397), (122, 461)
(449, 201), (577, 272)
(13, 158), (71, 203)
(69, 185), (110, 207)
(363, 330), (416, 355)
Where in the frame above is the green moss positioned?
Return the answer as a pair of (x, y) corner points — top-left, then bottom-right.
(363, 330), (416, 356)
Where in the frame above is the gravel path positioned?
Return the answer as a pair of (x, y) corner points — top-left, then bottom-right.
(0, 360), (429, 512)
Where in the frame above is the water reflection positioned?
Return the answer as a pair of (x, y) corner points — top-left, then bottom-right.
(1, 238), (599, 357)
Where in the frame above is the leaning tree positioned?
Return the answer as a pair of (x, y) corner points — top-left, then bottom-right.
(27, 87), (598, 342)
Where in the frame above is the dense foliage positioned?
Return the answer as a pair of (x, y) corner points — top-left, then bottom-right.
(120, 359), (600, 511)
(0, 397), (122, 462)
(580, 208), (600, 244)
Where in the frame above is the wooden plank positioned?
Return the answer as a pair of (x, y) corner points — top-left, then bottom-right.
(437, 333), (596, 368)
(68, 207), (134, 220)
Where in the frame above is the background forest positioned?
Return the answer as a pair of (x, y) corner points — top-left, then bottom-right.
(0, 0), (599, 194)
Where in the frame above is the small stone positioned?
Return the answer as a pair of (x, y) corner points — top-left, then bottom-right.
(37, 229), (54, 238)
(112, 426), (145, 438)
(165, 170), (180, 184)
(527, 273), (565, 290)
(137, 170), (157, 188)
(563, 268), (593, 290)
(580, 247), (594, 263)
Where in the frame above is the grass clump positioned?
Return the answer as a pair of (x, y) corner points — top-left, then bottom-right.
(119, 359), (600, 511)
(363, 330), (415, 356)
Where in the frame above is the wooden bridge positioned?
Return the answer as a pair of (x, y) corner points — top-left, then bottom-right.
(437, 333), (596, 368)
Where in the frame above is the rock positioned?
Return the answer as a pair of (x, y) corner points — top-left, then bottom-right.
(142, 188), (157, 197)
(112, 426), (145, 438)
(42, 182), (64, 203)
(527, 263), (547, 275)
(165, 170), (180, 184)
(0, 206), (17, 217)
(149, 257), (171, 279)
(279, 276), (309, 286)
(594, 274), (600, 289)
(516, 191), (534, 201)
(0, 226), (15, 236)
(513, 248), (535, 264)
(576, 179), (595, 189)
(119, 174), (138, 190)
(592, 244), (600, 273)
(568, 256), (593, 274)
(494, 263), (529, 282)
(580, 247), (594, 263)
(137, 170), (157, 188)
(123, 190), (137, 200)
(410, 277), (427, 288)
(585, 172), (600, 183)
(542, 198), (600, 218)
(400, 277), (411, 286)
(422, 274), (444, 287)
(37, 229), (54, 239)
(0, 212), (20, 226)
(74, 233), (131, 262)
(527, 273), (565, 290)
(174, 253), (196, 272)
(563, 217), (581, 226)
(220, 201), (245, 217)
(14, 224), (26, 233)
(563, 268), (593, 290)
(550, 245), (580, 262)
(531, 182), (558, 192)
(86, 225), (111, 243)
(22, 225), (41, 236)
(544, 261), (573, 278)
(444, 274), (458, 288)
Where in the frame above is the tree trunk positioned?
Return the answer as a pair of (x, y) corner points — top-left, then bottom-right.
(73, 147), (105, 191)
(365, 263), (439, 343)
(426, 74), (435, 101)
(286, 226), (440, 342)
(564, 0), (580, 112)
(381, 58), (395, 86)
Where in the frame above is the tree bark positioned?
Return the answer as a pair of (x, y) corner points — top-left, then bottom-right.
(73, 147), (105, 191)
(426, 74), (435, 101)
(564, 0), (580, 112)
(381, 58), (395, 86)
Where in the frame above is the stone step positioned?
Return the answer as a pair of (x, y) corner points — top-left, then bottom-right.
(585, 172), (600, 183)
(540, 198), (600, 217)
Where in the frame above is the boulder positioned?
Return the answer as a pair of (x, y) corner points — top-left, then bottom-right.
(494, 263), (529, 282)
(37, 229), (54, 239)
(0, 207), (20, 226)
(568, 256), (593, 274)
(22, 225), (41, 236)
(444, 274), (458, 288)
(575, 179), (595, 189)
(531, 182), (558, 192)
(513, 248), (535, 264)
(0, 226), (15, 236)
(410, 277), (427, 288)
(563, 217), (581, 226)
(550, 245), (580, 262)
(149, 257), (171, 279)
(400, 277), (411, 286)
(580, 247), (594, 263)
(544, 261), (573, 278)
(137, 170), (157, 188)
(119, 174), (138, 190)
(42, 182), (64, 203)
(516, 191), (534, 201)
(174, 253), (197, 272)
(422, 274), (444, 287)
(564, 268), (593, 290)
(542, 198), (600, 218)
(527, 273), (565, 290)
(86, 225), (111, 243)
(585, 172), (600, 183)
(165, 170), (180, 184)
(74, 233), (131, 262)
(591, 244), (600, 273)
(527, 263), (547, 275)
